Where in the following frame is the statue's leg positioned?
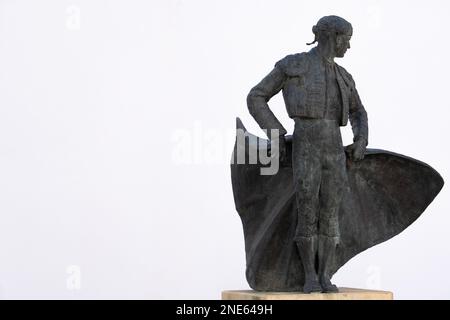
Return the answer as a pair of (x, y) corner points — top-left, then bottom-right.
(295, 236), (321, 293)
(292, 121), (322, 293)
(317, 235), (339, 293)
(318, 151), (346, 293)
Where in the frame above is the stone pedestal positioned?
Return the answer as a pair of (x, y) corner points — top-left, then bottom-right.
(222, 288), (393, 300)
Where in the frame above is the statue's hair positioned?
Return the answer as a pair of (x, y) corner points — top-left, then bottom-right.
(307, 15), (353, 45)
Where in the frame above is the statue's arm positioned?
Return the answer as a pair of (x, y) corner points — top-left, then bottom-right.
(247, 66), (287, 139)
(349, 85), (369, 146)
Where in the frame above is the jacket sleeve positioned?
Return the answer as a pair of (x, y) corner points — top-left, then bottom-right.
(349, 83), (369, 146)
(247, 66), (287, 138)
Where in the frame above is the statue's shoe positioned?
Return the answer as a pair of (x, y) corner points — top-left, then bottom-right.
(320, 278), (339, 293)
(303, 279), (323, 294)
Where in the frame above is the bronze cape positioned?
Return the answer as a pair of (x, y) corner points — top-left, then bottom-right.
(231, 118), (444, 291)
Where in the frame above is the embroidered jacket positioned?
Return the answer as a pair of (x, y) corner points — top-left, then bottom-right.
(247, 47), (368, 144)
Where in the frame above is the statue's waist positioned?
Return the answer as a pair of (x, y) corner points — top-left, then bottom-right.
(293, 117), (341, 126)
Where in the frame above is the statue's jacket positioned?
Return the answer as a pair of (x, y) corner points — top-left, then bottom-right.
(247, 48), (368, 143)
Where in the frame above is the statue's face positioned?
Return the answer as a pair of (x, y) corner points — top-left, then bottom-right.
(335, 33), (352, 58)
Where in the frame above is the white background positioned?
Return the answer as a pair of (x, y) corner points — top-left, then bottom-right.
(0, 0), (448, 299)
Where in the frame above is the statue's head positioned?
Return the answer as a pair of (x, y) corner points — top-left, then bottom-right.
(308, 15), (353, 58)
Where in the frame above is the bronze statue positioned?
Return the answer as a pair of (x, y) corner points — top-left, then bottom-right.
(231, 16), (444, 293)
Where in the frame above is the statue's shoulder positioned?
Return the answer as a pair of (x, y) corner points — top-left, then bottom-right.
(275, 52), (310, 77)
(336, 63), (356, 87)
